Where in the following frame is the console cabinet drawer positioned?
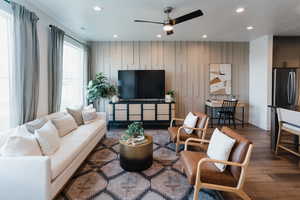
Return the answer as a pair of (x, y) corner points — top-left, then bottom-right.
(115, 104), (127, 110)
(115, 110), (127, 121)
(143, 110), (155, 120)
(157, 115), (169, 121)
(129, 115), (141, 121)
(157, 104), (169, 114)
(143, 104), (155, 110)
(129, 104), (141, 114)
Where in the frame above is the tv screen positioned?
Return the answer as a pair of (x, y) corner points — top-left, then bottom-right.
(118, 70), (165, 99)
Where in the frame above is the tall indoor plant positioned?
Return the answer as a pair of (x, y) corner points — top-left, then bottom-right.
(87, 72), (117, 107)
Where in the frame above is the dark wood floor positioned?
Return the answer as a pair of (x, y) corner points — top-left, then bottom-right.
(212, 125), (300, 200)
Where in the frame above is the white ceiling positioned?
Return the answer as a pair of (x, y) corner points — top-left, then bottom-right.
(27, 0), (300, 41)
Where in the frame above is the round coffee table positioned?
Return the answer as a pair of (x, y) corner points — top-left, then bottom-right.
(119, 135), (153, 171)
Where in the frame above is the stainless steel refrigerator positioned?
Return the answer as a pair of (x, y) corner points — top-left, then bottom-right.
(272, 68), (300, 107)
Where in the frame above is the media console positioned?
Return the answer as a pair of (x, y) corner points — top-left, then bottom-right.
(108, 100), (175, 129)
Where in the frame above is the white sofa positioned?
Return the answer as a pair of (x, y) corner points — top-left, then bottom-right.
(0, 111), (107, 200)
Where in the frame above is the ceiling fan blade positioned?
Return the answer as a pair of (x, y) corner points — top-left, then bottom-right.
(134, 20), (164, 25)
(173, 10), (203, 25)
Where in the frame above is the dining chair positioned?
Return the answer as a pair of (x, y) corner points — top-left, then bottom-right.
(217, 100), (238, 128)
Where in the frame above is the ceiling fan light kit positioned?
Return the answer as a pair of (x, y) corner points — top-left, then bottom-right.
(134, 6), (203, 36)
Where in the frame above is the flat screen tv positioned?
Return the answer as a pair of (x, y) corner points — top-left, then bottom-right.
(118, 70), (165, 99)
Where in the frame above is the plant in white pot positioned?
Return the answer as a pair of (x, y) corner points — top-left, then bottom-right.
(87, 72), (118, 107)
(165, 90), (175, 102)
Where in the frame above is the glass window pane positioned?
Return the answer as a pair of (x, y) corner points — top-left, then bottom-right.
(61, 41), (84, 110)
(0, 11), (11, 131)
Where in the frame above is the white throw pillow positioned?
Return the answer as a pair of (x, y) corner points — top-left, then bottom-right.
(82, 108), (98, 124)
(183, 112), (198, 134)
(207, 128), (236, 172)
(51, 114), (78, 137)
(0, 126), (42, 156)
(35, 121), (60, 155)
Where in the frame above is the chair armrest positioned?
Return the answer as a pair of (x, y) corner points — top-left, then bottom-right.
(184, 138), (210, 150)
(0, 156), (51, 200)
(198, 157), (244, 168)
(180, 126), (205, 131)
(170, 117), (184, 127)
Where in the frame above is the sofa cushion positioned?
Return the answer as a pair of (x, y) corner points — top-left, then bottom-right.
(0, 126), (42, 156)
(66, 106), (84, 126)
(180, 150), (236, 187)
(50, 119), (106, 180)
(26, 118), (48, 134)
(51, 114), (78, 137)
(35, 121), (61, 156)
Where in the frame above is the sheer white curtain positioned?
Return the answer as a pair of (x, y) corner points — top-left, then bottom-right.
(60, 40), (86, 110)
(0, 9), (12, 131)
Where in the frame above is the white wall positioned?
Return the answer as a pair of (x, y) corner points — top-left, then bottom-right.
(0, 0), (86, 117)
(249, 35), (273, 130)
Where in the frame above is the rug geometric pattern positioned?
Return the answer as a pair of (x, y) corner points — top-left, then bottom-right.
(56, 129), (223, 200)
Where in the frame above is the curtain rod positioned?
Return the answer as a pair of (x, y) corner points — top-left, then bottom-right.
(49, 25), (87, 47)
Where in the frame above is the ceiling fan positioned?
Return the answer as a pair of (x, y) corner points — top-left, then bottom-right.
(134, 7), (204, 35)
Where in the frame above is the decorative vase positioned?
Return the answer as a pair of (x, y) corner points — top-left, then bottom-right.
(165, 95), (173, 103)
(111, 95), (119, 103)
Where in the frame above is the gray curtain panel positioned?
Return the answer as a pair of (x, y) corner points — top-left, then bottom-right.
(11, 2), (40, 126)
(48, 25), (65, 113)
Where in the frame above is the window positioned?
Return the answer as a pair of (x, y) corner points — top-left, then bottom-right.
(0, 10), (11, 131)
(60, 41), (85, 110)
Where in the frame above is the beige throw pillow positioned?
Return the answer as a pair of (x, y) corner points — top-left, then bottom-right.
(51, 114), (78, 137)
(183, 112), (198, 134)
(35, 121), (60, 155)
(66, 106), (84, 125)
(82, 108), (98, 124)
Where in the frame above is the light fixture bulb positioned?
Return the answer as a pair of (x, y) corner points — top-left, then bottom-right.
(156, 34), (162, 38)
(247, 26), (254, 30)
(202, 34), (207, 38)
(113, 34), (118, 38)
(163, 24), (173, 32)
(93, 6), (102, 11)
(236, 7), (245, 13)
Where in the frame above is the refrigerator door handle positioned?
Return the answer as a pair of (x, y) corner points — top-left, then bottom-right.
(292, 72), (296, 104)
(273, 69), (277, 105)
(287, 72), (291, 104)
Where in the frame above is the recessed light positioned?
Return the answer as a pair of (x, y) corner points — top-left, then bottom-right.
(156, 34), (162, 38)
(93, 6), (102, 11)
(202, 34), (207, 38)
(113, 34), (118, 38)
(236, 7), (245, 13)
(247, 26), (254, 30)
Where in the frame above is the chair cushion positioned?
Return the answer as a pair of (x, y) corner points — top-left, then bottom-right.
(207, 128), (236, 172)
(183, 112), (198, 134)
(180, 150), (237, 187)
(168, 127), (198, 142)
(50, 119), (106, 180)
(282, 123), (300, 135)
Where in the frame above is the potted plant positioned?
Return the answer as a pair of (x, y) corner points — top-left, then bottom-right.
(121, 122), (145, 142)
(87, 72), (118, 106)
(165, 90), (175, 102)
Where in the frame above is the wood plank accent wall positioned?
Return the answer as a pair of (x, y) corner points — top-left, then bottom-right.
(91, 41), (249, 120)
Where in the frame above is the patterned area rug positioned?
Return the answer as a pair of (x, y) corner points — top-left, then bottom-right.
(56, 129), (224, 200)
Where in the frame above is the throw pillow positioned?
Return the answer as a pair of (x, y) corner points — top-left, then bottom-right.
(183, 112), (198, 134)
(0, 126), (42, 156)
(207, 128), (236, 172)
(82, 108), (98, 124)
(26, 118), (48, 134)
(35, 121), (60, 155)
(66, 106), (84, 125)
(51, 114), (78, 137)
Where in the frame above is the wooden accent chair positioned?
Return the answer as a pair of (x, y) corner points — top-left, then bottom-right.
(168, 112), (209, 154)
(276, 108), (300, 157)
(180, 127), (253, 200)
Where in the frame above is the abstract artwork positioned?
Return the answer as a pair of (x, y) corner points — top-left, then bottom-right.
(209, 64), (232, 95)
